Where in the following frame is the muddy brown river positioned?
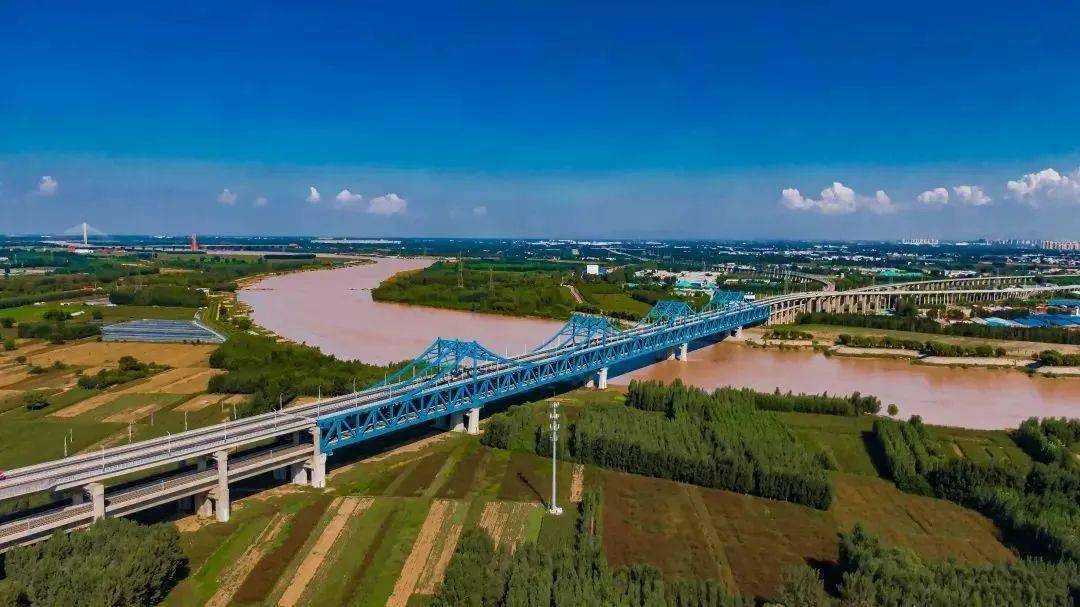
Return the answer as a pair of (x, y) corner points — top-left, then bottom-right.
(240, 258), (1079, 429)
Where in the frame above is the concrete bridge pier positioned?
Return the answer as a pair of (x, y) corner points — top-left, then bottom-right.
(86, 483), (105, 522)
(195, 492), (213, 518)
(290, 461), (309, 485)
(729, 326), (743, 338)
(310, 426), (326, 489)
(594, 367), (609, 389)
(467, 407), (480, 435)
(213, 450), (230, 523)
(676, 343), (688, 361)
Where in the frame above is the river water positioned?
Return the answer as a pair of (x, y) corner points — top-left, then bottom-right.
(240, 258), (1079, 429)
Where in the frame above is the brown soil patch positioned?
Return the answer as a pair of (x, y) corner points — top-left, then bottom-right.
(206, 512), (290, 607)
(477, 501), (538, 553)
(0, 368), (30, 389)
(234, 496), (332, 604)
(32, 342), (215, 368)
(570, 464), (585, 502)
(278, 497), (372, 607)
(103, 402), (163, 423)
(416, 522), (464, 595)
(51, 367), (206, 418)
(387, 500), (448, 607)
(174, 514), (213, 534)
(176, 393), (225, 412)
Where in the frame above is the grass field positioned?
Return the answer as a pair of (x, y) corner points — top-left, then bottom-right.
(0, 339), (229, 469)
(0, 301), (198, 323)
(576, 283), (653, 317)
(167, 387), (1020, 605)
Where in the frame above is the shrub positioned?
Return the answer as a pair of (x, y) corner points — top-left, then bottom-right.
(1, 518), (187, 607)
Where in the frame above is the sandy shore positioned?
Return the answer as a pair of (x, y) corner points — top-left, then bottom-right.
(830, 346), (922, 358)
(917, 356), (1031, 368)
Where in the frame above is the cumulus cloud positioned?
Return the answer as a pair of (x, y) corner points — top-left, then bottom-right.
(472, 205), (488, 216)
(306, 186), (321, 204)
(37, 176), (58, 196)
(781, 182), (891, 214)
(253, 196), (268, 208)
(217, 188), (237, 205)
(1006, 168), (1080, 205)
(333, 189), (364, 210)
(952, 185), (990, 206)
(917, 187), (949, 205)
(367, 193), (407, 216)
(867, 190), (896, 214)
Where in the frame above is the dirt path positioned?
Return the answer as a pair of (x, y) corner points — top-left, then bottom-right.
(682, 485), (738, 590)
(386, 500), (461, 607)
(206, 512), (290, 607)
(564, 284), (584, 304)
(277, 496), (371, 607)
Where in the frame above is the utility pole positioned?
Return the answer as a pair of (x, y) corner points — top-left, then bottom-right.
(548, 401), (562, 515)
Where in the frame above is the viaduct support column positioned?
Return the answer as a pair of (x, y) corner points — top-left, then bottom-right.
(676, 342), (688, 361)
(467, 407), (481, 435)
(730, 326), (743, 339)
(86, 483), (105, 522)
(309, 426), (326, 489)
(213, 450), (230, 523)
(595, 367), (609, 390)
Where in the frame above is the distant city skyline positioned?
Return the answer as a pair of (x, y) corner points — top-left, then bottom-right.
(3, 1), (1079, 239)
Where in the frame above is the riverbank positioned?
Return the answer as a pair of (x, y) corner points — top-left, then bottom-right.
(238, 261), (1080, 429)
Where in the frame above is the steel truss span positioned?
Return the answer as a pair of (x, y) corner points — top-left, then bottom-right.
(318, 298), (768, 454)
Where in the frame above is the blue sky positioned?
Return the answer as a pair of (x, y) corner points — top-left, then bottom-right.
(3, 1), (1080, 238)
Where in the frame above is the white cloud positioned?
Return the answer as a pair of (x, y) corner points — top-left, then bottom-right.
(780, 188), (814, 211)
(217, 188), (237, 205)
(472, 205), (488, 216)
(37, 176), (58, 196)
(253, 196), (269, 208)
(952, 185), (990, 206)
(781, 182), (890, 214)
(867, 190), (896, 214)
(367, 193), (407, 216)
(1006, 168), (1080, 205)
(917, 187), (949, 205)
(306, 186), (321, 204)
(333, 189), (364, 210)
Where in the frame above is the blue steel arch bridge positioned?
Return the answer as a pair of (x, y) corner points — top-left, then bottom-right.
(0, 292), (766, 549)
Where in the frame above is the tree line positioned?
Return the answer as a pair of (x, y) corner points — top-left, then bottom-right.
(108, 285), (207, 308)
(0, 518), (187, 607)
(799, 311), (1080, 345)
(838, 333), (1008, 357)
(207, 332), (397, 416)
(484, 380), (834, 509)
(77, 356), (167, 390)
(873, 416), (1080, 563)
(1037, 350), (1080, 367)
